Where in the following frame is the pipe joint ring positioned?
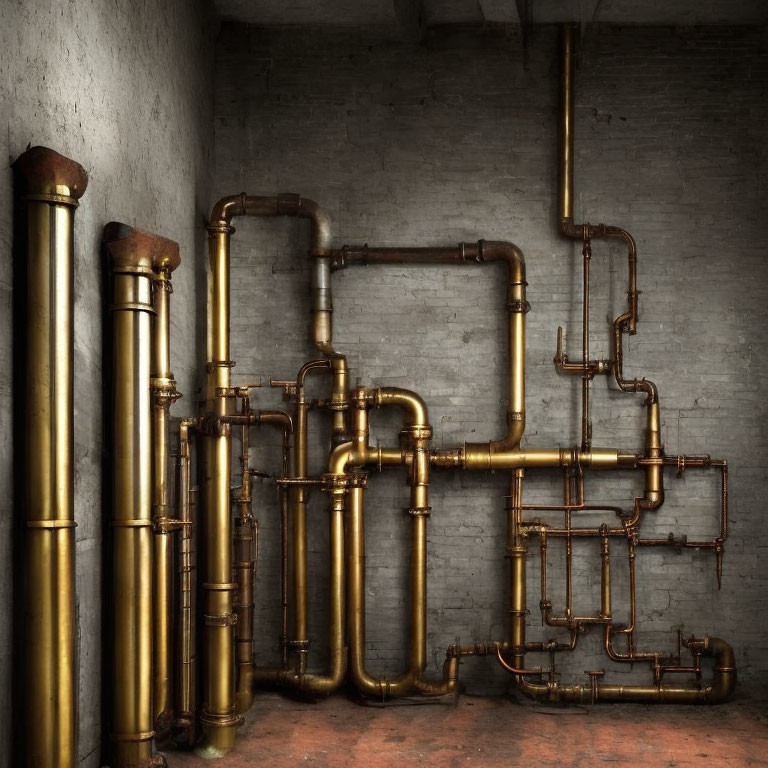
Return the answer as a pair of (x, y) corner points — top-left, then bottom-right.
(203, 581), (238, 591)
(111, 730), (155, 743)
(207, 222), (235, 235)
(206, 360), (236, 373)
(321, 473), (349, 492)
(109, 300), (156, 314)
(287, 639), (310, 650)
(400, 425), (432, 441)
(348, 472), (369, 488)
(24, 191), (80, 207)
(25, 519), (77, 529)
(203, 612), (238, 627)
(407, 506), (432, 517)
(507, 298), (531, 314)
(199, 712), (244, 728)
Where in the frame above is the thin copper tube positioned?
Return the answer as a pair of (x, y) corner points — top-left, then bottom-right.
(233, 405), (293, 713)
(335, 241), (527, 453)
(174, 418), (199, 743)
(105, 223), (177, 768)
(15, 147), (87, 768)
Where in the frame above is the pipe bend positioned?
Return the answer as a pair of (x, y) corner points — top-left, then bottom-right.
(373, 387), (429, 427)
(327, 441), (357, 475)
(295, 197), (333, 254)
(258, 410), (294, 434)
(478, 240), (526, 284)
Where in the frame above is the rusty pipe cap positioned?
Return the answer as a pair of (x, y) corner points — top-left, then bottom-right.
(103, 222), (181, 273)
(13, 145), (88, 199)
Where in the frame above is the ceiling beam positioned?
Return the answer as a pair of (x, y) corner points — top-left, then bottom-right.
(478, 0), (520, 23)
(393, 0), (425, 42)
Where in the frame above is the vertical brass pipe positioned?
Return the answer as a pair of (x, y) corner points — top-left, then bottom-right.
(199, 219), (240, 757)
(175, 418), (198, 741)
(150, 253), (181, 738)
(559, 24), (577, 235)
(291, 359), (331, 675)
(105, 223), (175, 768)
(14, 146), (87, 768)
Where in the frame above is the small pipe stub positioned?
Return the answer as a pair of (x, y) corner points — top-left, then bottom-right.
(103, 222), (181, 274)
(13, 145), (89, 200)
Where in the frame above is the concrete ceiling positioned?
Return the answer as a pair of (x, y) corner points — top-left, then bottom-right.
(214, 0), (768, 28)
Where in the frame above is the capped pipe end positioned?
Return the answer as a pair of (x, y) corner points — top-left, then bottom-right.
(13, 145), (88, 198)
(103, 222), (181, 273)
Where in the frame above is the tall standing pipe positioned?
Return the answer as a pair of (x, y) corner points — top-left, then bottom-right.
(150, 255), (181, 736)
(105, 223), (178, 768)
(201, 194), (334, 754)
(14, 146), (87, 768)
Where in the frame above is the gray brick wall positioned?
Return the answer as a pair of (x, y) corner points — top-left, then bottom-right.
(0, 2), (215, 764)
(215, 23), (768, 697)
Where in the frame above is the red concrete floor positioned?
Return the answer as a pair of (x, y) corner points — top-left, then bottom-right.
(164, 693), (768, 768)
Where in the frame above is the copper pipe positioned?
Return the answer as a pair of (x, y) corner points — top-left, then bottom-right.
(105, 223), (176, 768)
(14, 147), (87, 768)
(289, 359), (331, 675)
(233, 390), (256, 716)
(150, 257), (182, 738)
(251, 469), (347, 697)
(336, 241), (527, 451)
(340, 388), (456, 699)
(174, 418), (198, 742)
(234, 406), (293, 713)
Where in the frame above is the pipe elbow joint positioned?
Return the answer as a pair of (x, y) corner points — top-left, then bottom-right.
(209, 193), (246, 227)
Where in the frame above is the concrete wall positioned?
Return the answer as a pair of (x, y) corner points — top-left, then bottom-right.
(0, 1), (215, 764)
(215, 24), (768, 696)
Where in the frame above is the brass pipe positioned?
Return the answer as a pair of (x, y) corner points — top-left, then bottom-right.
(336, 241), (527, 451)
(233, 391), (256, 716)
(291, 359), (332, 675)
(150, 253), (182, 738)
(344, 389), (457, 699)
(14, 146), (87, 768)
(251, 471), (347, 697)
(201, 192), (334, 752)
(234, 407), (293, 713)
(105, 223), (175, 768)
(255, 409), (293, 671)
(175, 418), (198, 741)
(559, 24), (576, 232)
(199, 220), (239, 757)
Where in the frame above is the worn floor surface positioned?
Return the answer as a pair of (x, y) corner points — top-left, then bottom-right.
(165, 693), (768, 767)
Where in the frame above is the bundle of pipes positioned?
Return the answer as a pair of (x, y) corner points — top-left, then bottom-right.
(14, 23), (735, 768)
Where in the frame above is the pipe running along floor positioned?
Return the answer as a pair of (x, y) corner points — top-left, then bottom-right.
(165, 693), (768, 767)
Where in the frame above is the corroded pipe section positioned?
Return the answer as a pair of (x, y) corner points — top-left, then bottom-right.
(14, 146), (87, 768)
(105, 223), (174, 768)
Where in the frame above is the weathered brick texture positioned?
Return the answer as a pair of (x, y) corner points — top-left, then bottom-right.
(215, 24), (768, 695)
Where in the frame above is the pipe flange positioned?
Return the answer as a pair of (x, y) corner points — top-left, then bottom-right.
(199, 712), (244, 728)
(321, 473), (349, 492)
(348, 471), (369, 489)
(400, 425), (433, 441)
(203, 612), (238, 627)
(507, 298), (531, 314)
